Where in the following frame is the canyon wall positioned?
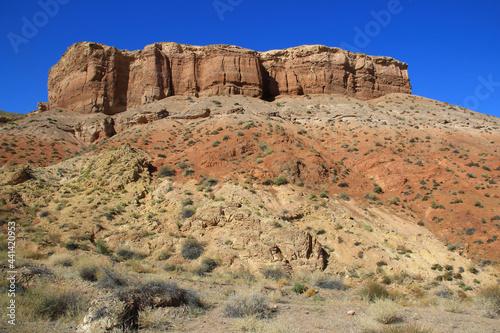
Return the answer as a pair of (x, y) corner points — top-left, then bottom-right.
(48, 42), (411, 114)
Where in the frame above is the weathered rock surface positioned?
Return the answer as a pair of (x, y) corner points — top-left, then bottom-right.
(48, 42), (411, 114)
(269, 229), (328, 271)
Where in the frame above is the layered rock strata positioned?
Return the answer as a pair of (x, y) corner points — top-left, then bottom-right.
(48, 42), (411, 114)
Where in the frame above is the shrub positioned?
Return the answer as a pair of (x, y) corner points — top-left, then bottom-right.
(163, 263), (185, 272)
(116, 281), (203, 331)
(155, 248), (173, 261)
(49, 253), (74, 267)
(202, 177), (217, 187)
(434, 286), (453, 299)
(96, 239), (110, 254)
(261, 179), (273, 185)
(116, 247), (144, 260)
(476, 284), (500, 318)
(339, 192), (350, 201)
(229, 267), (256, 284)
(194, 258), (218, 276)
(181, 198), (193, 206)
(78, 263), (100, 282)
(338, 182), (349, 188)
(39, 211), (50, 218)
(181, 206), (196, 219)
(273, 176), (288, 185)
(262, 266), (289, 280)
(388, 197), (400, 205)
(98, 267), (130, 289)
(36, 291), (83, 320)
(292, 282), (307, 294)
(158, 165), (176, 177)
(359, 281), (390, 302)
(312, 274), (346, 290)
(181, 238), (204, 260)
(223, 292), (270, 318)
(370, 299), (402, 324)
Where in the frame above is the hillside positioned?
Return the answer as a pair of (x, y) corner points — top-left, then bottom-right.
(0, 110), (25, 123)
(0, 43), (499, 332)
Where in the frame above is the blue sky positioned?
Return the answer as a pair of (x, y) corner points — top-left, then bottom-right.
(1, 0), (499, 117)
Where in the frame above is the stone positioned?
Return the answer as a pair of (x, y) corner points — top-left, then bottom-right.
(37, 102), (49, 112)
(48, 42), (411, 114)
(347, 310), (356, 316)
(2, 166), (33, 185)
(268, 229), (328, 271)
(170, 108), (210, 120)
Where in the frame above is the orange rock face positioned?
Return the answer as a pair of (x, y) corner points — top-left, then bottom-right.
(48, 42), (411, 114)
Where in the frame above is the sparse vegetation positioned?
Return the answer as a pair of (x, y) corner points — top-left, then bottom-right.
(181, 238), (204, 260)
(292, 282), (307, 294)
(262, 266), (289, 280)
(223, 292), (270, 318)
(476, 284), (500, 318)
(360, 281), (390, 302)
(370, 299), (402, 324)
(158, 165), (176, 177)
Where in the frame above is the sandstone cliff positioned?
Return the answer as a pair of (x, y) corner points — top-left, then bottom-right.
(48, 42), (411, 114)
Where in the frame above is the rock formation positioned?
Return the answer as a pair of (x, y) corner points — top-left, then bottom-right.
(48, 42), (411, 114)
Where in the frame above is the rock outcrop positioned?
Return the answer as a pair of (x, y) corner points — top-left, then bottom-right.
(48, 42), (411, 114)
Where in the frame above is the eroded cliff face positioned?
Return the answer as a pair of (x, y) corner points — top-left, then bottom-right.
(48, 42), (411, 114)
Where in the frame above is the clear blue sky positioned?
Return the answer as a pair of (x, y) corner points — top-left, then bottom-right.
(1, 0), (499, 117)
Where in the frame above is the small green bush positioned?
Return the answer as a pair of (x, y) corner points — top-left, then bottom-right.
(273, 176), (288, 185)
(292, 282), (307, 294)
(181, 198), (193, 206)
(158, 165), (176, 177)
(64, 240), (79, 250)
(95, 239), (110, 254)
(261, 179), (273, 185)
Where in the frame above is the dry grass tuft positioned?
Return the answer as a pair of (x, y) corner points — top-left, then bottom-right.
(370, 299), (402, 324)
(48, 253), (74, 267)
(223, 291), (270, 318)
(380, 322), (434, 333)
(360, 281), (390, 302)
(476, 284), (500, 318)
(310, 272), (346, 290)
